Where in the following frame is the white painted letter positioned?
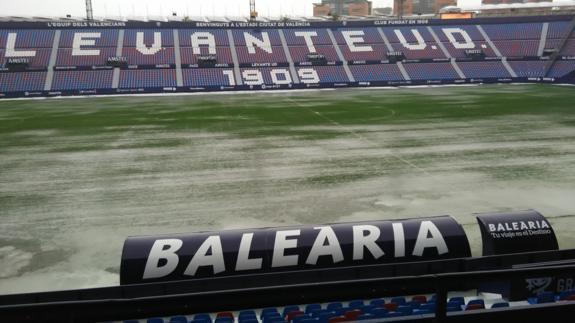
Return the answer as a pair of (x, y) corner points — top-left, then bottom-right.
(412, 221), (449, 256)
(242, 69), (264, 85)
(244, 32), (272, 54)
(307, 226), (344, 265)
(443, 28), (475, 49)
(353, 225), (384, 260)
(222, 70), (236, 86)
(72, 32), (101, 56)
(392, 223), (405, 257)
(270, 69), (292, 85)
(295, 31), (318, 53)
(191, 32), (216, 55)
(298, 68), (320, 84)
(136, 32), (162, 55)
(394, 29), (427, 50)
(342, 30), (373, 52)
(5, 33), (36, 57)
(184, 236), (226, 276)
(235, 233), (263, 271)
(272, 230), (300, 268)
(143, 239), (183, 279)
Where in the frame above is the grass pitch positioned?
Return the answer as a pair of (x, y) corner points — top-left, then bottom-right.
(1, 84), (575, 294)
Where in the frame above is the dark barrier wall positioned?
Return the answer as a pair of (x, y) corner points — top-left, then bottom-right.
(121, 216), (471, 284)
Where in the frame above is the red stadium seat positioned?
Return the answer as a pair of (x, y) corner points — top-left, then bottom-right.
(328, 316), (348, 323)
(216, 312), (234, 319)
(466, 303), (485, 311)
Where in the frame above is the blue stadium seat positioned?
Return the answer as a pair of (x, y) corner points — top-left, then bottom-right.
(386, 311), (403, 318)
(317, 311), (336, 323)
(448, 297), (465, 305)
(391, 297), (406, 305)
(214, 318), (233, 323)
(537, 291), (556, 304)
(147, 319), (164, 323)
(369, 299), (385, 307)
(491, 302), (510, 308)
(170, 316), (188, 323)
(194, 314), (212, 323)
(420, 303), (435, 312)
(263, 317), (285, 323)
(370, 308), (388, 318)
(447, 306), (462, 312)
(261, 308), (280, 319)
(305, 304), (322, 314)
(407, 300), (421, 309)
(360, 304), (375, 313)
(414, 308), (433, 315)
(397, 305), (413, 316)
(357, 314), (374, 320)
(326, 303), (343, 311)
(239, 310), (257, 318)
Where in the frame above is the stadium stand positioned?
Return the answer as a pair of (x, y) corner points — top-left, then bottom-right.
(349, 64), (405, 81)
(508, 61), (547, 78)
(283, 29), (333, 46)
(0, 71), (46, 92)
(458, 61), (512, 78)
(0, 15), (574, 98)
(383, 27), (447, 60)
(288, 45), (340, 63)
(480, 23), (543, 41)
(492, 40), (540, 58)
(560, 35), (575, 55)
(52, 70), (113, 90)
(304, 65), (350, 83)
(548, 60), (575, 77)
(183, 68), (236, 87)
(403, 62), (461, 80)
(119, 69), (177, 88)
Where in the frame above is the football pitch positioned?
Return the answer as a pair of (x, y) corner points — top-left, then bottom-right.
(1, 84), (575, 294)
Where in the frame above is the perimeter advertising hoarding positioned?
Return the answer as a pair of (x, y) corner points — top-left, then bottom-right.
(120, 216), (471, 285)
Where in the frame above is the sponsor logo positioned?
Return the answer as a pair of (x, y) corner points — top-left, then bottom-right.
(488, 220), (550, 233)
(141, 221), (451, 280)
(526, 277), (552, 294)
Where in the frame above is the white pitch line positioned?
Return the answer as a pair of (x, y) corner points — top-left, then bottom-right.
(285, 97), (431, 175)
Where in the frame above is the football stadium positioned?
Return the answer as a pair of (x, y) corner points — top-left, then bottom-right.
(1, 0), (575, 322)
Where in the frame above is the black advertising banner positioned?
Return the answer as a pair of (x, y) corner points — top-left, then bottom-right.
(476, 210), (558, 256)
(120, 216), (471, 285)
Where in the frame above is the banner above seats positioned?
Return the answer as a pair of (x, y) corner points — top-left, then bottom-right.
(120, 216), (471, 285)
